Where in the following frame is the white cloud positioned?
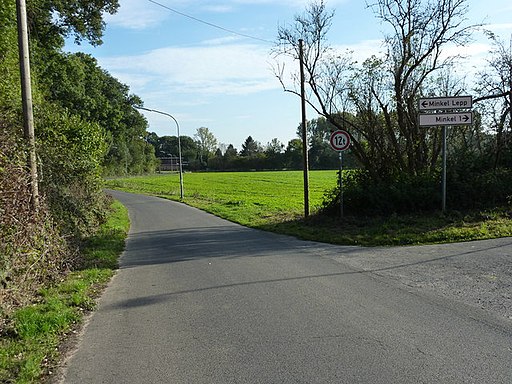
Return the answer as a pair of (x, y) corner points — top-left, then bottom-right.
(105, 0), (349, 30)
(333, 39), (386, 63)
(201, 4), (235, 13)
(104, 0), (171, 29)
(484, 23), (512, 34)
(98, 41), (278, 96)
(230, 0), (348, 7)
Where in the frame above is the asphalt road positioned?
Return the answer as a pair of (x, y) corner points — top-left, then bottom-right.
(59, 190), (512, 383)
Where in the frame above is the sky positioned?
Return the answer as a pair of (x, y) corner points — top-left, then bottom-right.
(65, 0), (512, 150)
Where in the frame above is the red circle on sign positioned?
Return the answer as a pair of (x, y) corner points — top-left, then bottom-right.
(330, 130), (351, 151)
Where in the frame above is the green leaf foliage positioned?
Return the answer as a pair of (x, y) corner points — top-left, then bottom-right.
(1, 0), (140, 341)
(40, 52), (157, 175)
(36, 104), (108, 237)
(27, 0), (120, 49)
(0, 2), (21, 112)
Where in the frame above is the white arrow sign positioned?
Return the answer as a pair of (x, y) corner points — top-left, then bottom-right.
(419, 112), (473, 127)
(418, 96), (472, 110)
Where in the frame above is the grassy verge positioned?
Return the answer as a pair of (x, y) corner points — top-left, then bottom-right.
(106, 171), (512, 246)
(0, 200), (129, 384)
(259, 209), (512, 246)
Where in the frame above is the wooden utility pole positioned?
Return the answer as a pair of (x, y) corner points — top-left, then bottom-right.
(16, 0), (39, 209)
(299, 39), (310, 218)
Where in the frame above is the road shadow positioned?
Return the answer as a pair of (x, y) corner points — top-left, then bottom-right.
(119, 225), (360, 268)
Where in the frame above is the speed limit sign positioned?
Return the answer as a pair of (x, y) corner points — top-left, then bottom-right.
(329, 130), (351, 151)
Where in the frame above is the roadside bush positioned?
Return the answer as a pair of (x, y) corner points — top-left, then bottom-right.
(321, 170), (441, 217)
(36, 104), (109, 238)
(321, 166), (512, 218)
(0, 121), (72, 324)
(447, 166), (512, 209)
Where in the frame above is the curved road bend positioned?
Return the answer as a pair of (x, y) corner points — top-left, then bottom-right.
(59, 190), (512, 383)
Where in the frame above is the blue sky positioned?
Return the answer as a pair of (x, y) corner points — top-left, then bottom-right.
(66, 0), (512, 150)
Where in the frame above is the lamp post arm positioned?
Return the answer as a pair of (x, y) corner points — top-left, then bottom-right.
(134, 105), (184, 199)
(135, 106), (179, 130)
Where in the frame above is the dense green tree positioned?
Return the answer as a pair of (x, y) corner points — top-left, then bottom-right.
(240, 136), (262, 157)
(264, 138), (285, 169)
(0, 2), (20, 112)
(179, 136), (199, 165)
(154, 136), (177, 157)
(284, 138), (303, 169)
(27, 0), (119, 49)
(207, 148), (225, 170)
(38, 52), (156, 175)
(194, 127), (218, 166)
(265, 138), (284, 155)
(214, 148), (223, 158)
(224, 144), (238, 160)
(297, 118), (339, 169)
(36, 104), (107, 235)
(145, 133), (199, 169)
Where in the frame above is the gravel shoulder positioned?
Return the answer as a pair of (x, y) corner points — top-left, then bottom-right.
(322, 237), (512, 322)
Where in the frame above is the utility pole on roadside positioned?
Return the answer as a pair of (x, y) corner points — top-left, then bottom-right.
(16, 0), (39, 210)
(299, 39), (310, 218)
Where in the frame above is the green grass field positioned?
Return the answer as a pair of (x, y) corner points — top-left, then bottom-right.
(106, 170), (512, 246)
(106, 170), (338, 226)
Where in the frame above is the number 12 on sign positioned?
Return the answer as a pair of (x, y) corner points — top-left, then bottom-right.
(330, 130), (351, 152)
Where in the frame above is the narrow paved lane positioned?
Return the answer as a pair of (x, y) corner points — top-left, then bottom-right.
(60, 191), (512, 383)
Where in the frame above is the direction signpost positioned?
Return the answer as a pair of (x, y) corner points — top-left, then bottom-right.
(418, 96), (473, 212)
(329, 130), (351, 218)
(419, 112), (473, 127)
(418, 96), (472, 111)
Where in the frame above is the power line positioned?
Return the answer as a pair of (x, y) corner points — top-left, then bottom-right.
(148, 0), (274, 44)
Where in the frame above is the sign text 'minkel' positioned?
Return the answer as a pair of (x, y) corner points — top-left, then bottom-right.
(419, 112), (473, 127)
(418, 96), (472, 111)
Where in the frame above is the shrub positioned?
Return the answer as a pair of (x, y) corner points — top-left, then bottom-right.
(321, 170), (441, 217)
(0, 121), (72, 323)
(36, 104), (109, 238)
(321, 166), (512, 218)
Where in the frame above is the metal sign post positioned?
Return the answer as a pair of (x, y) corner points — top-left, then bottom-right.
(418, 96), (473, 212)
(329, 130), (351, 219)
(442, 126), (447, 212)
(339, 151), (344, 218)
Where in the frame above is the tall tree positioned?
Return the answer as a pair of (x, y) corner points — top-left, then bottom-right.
(475, 32), (512, 169)
(265, 138), (284, 155)
(240, 136), (262, 157)
(27, 0), (119, 49)
(40, 52), (156, 175)
(194, 127), (218, 166)
(274, 0), (477, 179)
(300, 118), (339, 169)
(224, 144), (238, 160)
(284, 138), (304, 169)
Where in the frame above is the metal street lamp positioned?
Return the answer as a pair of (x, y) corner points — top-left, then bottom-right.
(135, 106), (184, 199)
